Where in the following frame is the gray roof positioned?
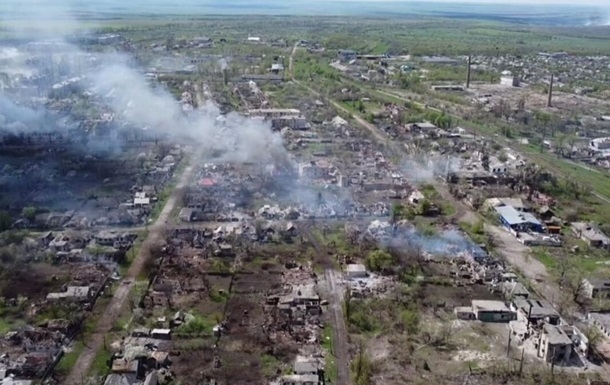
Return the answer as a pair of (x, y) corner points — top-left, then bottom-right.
(586, 278), (610, 290)
(346, 264), (366, 273)
(591, 312), (610, 330)
(543, 324), (572, 345)
(472, 300), (511, 312)
(495, 205), (541, 227)
(513, 299), (559, 319)
(572, 222), (610, 243)
(502, 281), (530, 297)
(294, 360), (319, 374)
(104, 374), (133, 385)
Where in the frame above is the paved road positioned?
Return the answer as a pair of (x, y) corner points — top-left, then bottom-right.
(64, 156), (197, 385)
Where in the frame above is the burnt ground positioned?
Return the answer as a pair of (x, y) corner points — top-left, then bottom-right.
(170, 267), (291, 385)
(0, 142), (162, 228)
(0, 263), (69, 300)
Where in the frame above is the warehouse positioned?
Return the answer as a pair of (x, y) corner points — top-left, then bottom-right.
(495, 205), (544, 233)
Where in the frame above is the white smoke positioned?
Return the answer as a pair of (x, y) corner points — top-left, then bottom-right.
(1, 0), (291, 166)
(399, 153), (461, 183)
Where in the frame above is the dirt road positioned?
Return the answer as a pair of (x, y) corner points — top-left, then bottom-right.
(299, 223), (351, 385)
(325, 268), (351, 385)
(64, 157), (197, 385)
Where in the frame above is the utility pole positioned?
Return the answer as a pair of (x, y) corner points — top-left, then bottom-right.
(519, 348), (525, 377)
(547, 74), (554, 108)
(466, 54), (472, 89)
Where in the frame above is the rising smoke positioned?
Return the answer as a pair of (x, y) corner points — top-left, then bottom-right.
(0, 0), (290, 167)
(399, 152), (461, 183)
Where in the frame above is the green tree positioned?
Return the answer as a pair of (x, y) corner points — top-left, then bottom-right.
(400, 309), (420, 335)
(365, 250), (394, 272)
(0, 212), (11, 232)
(21, 206), (37, 221)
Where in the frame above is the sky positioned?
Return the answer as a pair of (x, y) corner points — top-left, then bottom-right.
(327, 0), (606, 3)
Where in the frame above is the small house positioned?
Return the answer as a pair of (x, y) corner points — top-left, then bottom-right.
(337, 50), (356, 62)
(150, 329), (172, 340)
(582, 278), (610, 299)
(46, 286), (91, 302)
(471, 300), (517, 322)
(293, 358), (321, 376)
(572, 222), (610, 250)
(513, 298), (560, 325)
(345, 264), (367, 280)
(131, 328), (150, 338)
(538, 323), (573, 363)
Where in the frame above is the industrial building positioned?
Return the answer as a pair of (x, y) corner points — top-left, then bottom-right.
(495, 205), (544, 233)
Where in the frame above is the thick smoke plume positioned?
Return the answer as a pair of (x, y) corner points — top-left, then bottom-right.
(0, 0), (290, 167)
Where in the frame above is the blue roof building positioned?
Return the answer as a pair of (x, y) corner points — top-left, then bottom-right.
(495, 205), (544, 233)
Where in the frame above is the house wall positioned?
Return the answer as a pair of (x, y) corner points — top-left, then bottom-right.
(476, 310), (517, 322)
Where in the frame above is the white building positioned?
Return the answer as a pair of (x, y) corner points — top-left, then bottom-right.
(345, 264), (367, 279)
(500, 75), (519, 87)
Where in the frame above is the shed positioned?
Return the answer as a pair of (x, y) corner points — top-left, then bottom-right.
(471, 300), (517, 322)
(150, 329), (172, 340)
(345, 264), (367, 279)
(294, 359), (319, 375)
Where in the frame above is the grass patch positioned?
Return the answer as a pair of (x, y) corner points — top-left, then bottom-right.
(459, 221), (487, 245)
(55, 341), (84, 375)
(112, 312), (132, 332)
(119, 229), (149, 276)
(531, 249), (557, 270)
(150, 157), (189, 222)
(0, 317), (14, 334)
(209, 288), (230, 303)
(322, 325), (338, 383)
(174, 311), (222, 337)
(260, 354), (285, 378)
(89, 348), (113, 376)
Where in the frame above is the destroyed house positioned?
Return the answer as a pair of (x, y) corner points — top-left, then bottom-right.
(337, 49), (356, 62)
(513, 299), (560, 325)
(282, 374), (321, 385)
(471, 300), (516, 322)
(293, 359), (320, 376)
(278, 284), (321, 315)
(538, 323), (573, 363)
(103, 374), (132, 385)
(590, 312), (610, 338)
(268, 115), (311, 131)
(572, 222), (610, 250)
(299, 160), (334, 179)
(501, 281), (530, 300)
(0, 377), (33, 385)
(582, 278), (610, 299)
(46, 286), (91, 302)
(248, 108), (301, 119)
(95, 231), (136, 248)
(239, 74), (283, 83)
